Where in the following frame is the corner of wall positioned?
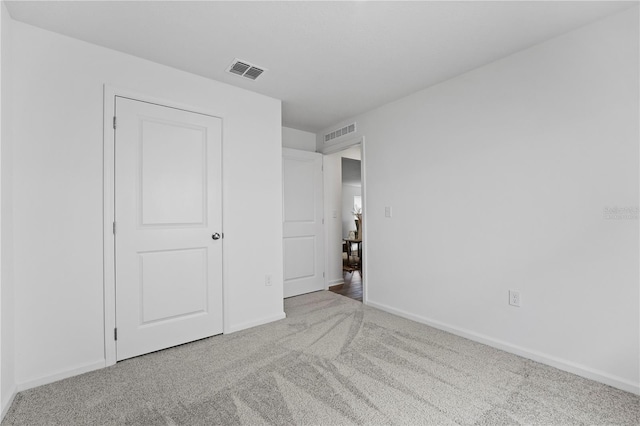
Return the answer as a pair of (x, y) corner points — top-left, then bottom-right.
(282, 126), (317, 152)
(0, 0), (16, 420)
(0, 384), (16, 421)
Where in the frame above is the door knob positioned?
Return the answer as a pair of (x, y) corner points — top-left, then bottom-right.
(212, 233), (221, 240)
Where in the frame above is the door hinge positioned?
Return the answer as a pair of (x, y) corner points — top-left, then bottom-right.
(113, 222), (116, 235)
(322, 218), (324, 224)
(323, 272), (325, 278)
(114, 328), (118, 341)
(113, 116), (117, 130)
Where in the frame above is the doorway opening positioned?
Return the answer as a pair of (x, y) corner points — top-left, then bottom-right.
(324, 144), (364, 302)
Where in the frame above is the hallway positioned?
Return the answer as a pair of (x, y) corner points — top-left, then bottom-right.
(329, 271), (362, 302)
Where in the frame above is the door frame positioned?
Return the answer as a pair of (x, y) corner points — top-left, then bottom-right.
(102, 85), (226, 366)
(321, 136), (368, 304)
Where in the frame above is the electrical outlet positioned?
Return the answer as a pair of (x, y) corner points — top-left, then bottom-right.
(265, 275), (272, 286)
(509, 290), (520, 307)
(385, 206), (392, 218)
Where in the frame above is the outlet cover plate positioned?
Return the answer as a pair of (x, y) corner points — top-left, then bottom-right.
(509, 290), (520, 307)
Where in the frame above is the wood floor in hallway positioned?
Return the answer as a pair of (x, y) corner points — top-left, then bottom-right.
(329, 271), (362, 302)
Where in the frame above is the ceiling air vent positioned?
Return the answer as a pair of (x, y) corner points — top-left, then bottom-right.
(226, 58), (266, 81)
(324, 122), (357, 143)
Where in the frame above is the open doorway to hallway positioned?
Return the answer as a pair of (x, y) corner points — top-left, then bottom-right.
(330, 269), (362, 302)
(324, 145), (363, 302)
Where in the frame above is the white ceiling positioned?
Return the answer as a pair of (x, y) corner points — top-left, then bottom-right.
(5, 1), (635, 133)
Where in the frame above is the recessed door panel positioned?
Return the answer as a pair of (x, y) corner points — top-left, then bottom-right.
(283, 157), (316, 223)
(140, 120), (206, 226)
(283, 236), (315, 281)
(139, 248), (208, 324)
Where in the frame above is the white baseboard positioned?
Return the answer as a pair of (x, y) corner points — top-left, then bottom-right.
(1, 384), (17, 421)
(12, 313), (286, 394)
(16, 360), (106, 393)
(226, 311), (286, 334)
(366, 300), (640, 395)
(328, 278), (344, 288)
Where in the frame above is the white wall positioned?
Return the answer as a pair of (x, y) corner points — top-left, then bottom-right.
(323, 146), (361, 287)
(0, 1), (15, 417)
(282, 126), (316, 152)
(10, 21), (284, 389)
(319, 8), (640, 393)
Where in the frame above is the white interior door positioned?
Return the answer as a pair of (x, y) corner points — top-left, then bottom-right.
(283, 148), (324, 297)
(115, 97), (223, 361)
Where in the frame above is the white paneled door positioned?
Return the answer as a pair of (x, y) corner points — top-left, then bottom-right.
(283, 148), (324, 297)
(114, 97), (223, 361)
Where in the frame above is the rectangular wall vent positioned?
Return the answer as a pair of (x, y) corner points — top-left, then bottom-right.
(324, 123), (356, 143)
(226, 58), (266, 81)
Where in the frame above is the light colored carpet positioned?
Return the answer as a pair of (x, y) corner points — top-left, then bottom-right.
(3, 291), (639, 425)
